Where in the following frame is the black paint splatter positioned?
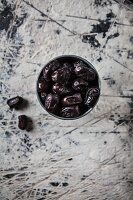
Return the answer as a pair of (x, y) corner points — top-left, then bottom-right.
(104, 141), (107, 145)
(55, 29), (61, 35)
(106, 11), (115, 20)
(0, 1), (27, 79)
(67, 158), (73, 161)
(50, 182), (59, 187)
(5, 131), (12, 137)
(91, 11), (115, 38)
(103, 32), (119, 48)
(91, 21), (111, 38)
(115, 115), (133, 126)
(103, 76), (116, 87)
(4, 173), (18, 179)
(7, 12), (27, 39)
(0, 5), (13, 32)
(82, 34), (101, 48)
(127, 50), (133, 59)
(97, 56), (102, 62)
(116, 49), (122, 57)
(62, 182), (69, 187)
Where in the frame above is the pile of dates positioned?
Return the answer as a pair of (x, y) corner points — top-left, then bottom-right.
(37, 59), (100, 118)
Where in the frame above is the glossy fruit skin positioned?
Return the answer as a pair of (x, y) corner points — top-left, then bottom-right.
(38, 78), (49, 93)
(52, 83), (73, 96)
(7, 96), (23, 109)
(43, 60), (60, 81)
(85, 87), (100, 106)
(40, 92), (47, 101)
(45, 94), (60, 113)
(51, 66), (71, 83)
(72, 78), (88, 91)
(74, 61), (96, 81)
(62, 93), (82, 106)
(60, 105), (80, 118)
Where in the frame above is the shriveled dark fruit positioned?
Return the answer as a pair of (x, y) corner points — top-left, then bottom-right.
(86, 68), (96, 81)
(72, 78), (88, 91)
(65, 63), (76, 79)
(45, 94), (60, 113)
(84, 96), (94, 106)
(38, 78), (49, 93)
(51, 67), (71, 83)
(74, 61), (96, 81)
(63, 62), (71, 68)
(85, 87), (100, 106)
(87, 87), (100, 97)
(7, 96), (23, 109)
(62, 93), (82, 106)
(60, 105), (80, 118)
(40, 92), (47, 101)
(43, 60), (60, 81)
(18, 115), (27, 130)
(74, 61), (87, 76)
(52, 83), (73, 96)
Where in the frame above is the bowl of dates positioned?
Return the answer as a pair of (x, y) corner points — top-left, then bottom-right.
(36, 55), (100, 119)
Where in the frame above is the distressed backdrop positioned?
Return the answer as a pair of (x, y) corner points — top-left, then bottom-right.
(0, 0), (133, 200)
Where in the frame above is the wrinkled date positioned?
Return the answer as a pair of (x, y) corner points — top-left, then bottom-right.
(18, 115), (27, 130)
(72, 78), (88, 91)
(74, 61), (87, 76)
(38, 78), (49, 93)
(7, 96), (23, 109)
(87, 87), (100, 97)
(52, 83), (73, 96)
(60, 105), (80, 118)
(85, 87), (100, 106)
(45, 94), (60, 113)
(62, 93), (82, 106)
(40, 92), (47, 101)
(51, 67), (71, 83)
(74, 61), (96, 81)
(43, 60), (60, 81)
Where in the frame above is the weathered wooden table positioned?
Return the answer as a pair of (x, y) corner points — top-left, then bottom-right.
(0, 0), (133, 199)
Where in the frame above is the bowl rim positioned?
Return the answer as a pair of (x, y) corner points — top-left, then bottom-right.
(36, 54), (101, 120)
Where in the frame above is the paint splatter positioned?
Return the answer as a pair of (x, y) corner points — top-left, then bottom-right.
(82, 34), (101, 48)
(91, 21), (111, 38)
(94, 0), (112, 7)
(103, 32), (119, 47)
(0, 5), (13, 32)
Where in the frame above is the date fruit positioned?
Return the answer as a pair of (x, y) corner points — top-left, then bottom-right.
(43, 60), (60, 81)
(72, 78), (88, 91)
(60, 105), (80, 118)
(85, 87), (100, 106)
(45, 94), (59, 113)
(52, 83), (72, 96)
(62, 93), (82, 106)
(7, 96), (23, 109)
(51, 67), (71, 83)
(40, 92), (47, 101)
(38, 78), (49, 93)
(74, 61), (96, 81)
(18, 115), (27, 130)
(87, 87), (100, 97)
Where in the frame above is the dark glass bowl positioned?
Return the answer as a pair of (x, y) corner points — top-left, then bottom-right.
(36, 55), (101, 120)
